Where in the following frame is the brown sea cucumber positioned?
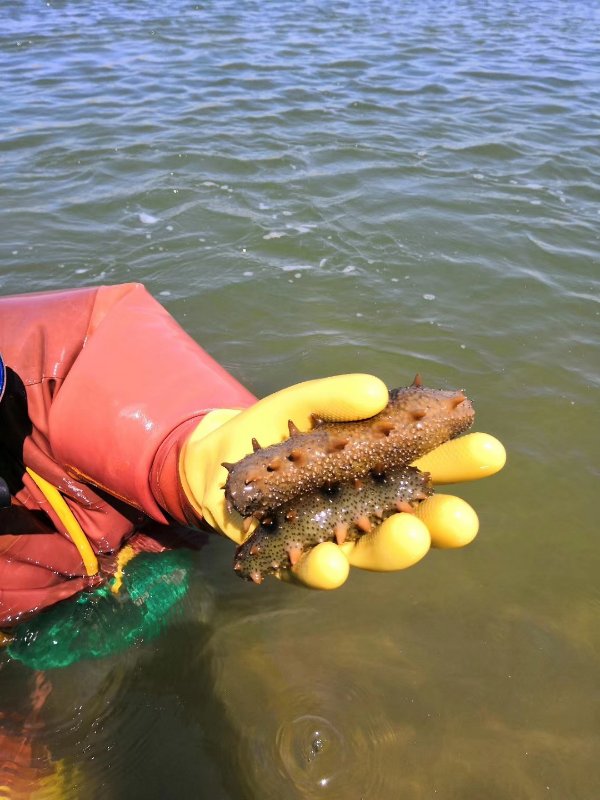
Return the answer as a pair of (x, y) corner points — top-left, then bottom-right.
(225, 377), (474, 520)
(234, 466), (433, 583)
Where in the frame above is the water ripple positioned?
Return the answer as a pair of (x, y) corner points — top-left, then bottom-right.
(202, 606), (447, 799)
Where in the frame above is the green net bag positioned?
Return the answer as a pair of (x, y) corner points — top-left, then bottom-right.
(7, 550), (192, 669)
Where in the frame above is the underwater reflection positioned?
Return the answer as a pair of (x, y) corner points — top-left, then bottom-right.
(0, 668), (88, 799)
(0, 671), (54, 798)
(0, 548), (214, 800)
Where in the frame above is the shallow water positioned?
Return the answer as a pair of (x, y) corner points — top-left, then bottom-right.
(1, 1), (599, 797)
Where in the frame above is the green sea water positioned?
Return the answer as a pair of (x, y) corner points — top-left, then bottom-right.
(1, 1), (599, 797)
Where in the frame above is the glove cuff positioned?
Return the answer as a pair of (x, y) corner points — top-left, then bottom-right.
(151, 416), (206, 526)
(177, 408), (248, 530)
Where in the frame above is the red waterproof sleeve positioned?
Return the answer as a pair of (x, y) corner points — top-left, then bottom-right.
(0, 283), (256, 625)
(47, 283), (256, 521)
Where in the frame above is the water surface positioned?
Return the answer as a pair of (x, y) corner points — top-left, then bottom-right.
(1, 1), (599, 798)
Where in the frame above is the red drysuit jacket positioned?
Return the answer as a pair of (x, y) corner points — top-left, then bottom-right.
(0, 283), (256, 627)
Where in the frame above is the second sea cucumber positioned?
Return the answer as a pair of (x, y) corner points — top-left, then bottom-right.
(233, 465), (433, 583)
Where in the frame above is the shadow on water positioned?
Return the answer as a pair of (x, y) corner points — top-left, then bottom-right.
(191, 608), (438, 800)
(99, 619), (254, 800)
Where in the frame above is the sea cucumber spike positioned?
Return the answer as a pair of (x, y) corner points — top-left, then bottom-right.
(311, 413), (324, 428)
(371, 462), (386, 476)
(327, 436), (349, 453)
(250, 571), (263, 584)
(242, 516), (254, 534)
(221, 462), (236, 472)
(288, 419), (301, 437)
(412, 373), (423, 387)
(271, 560), (280, 570)
(285, 509), (298, 521)
(395, 500), (414, 514)
(334, 522), (349, 545)
(374, 420), (395, 436)
(288, 448), (307, 465)
(267, 458), (283, 472)
(244, 468), (264, 485)
(410, 409), (427, 420)
(233, 561), (242, 571)
(353, 478), (364, 491)
(251, 437), (261, 452)
(287, 545), (303, 566)
(250, 543), (261, 556)
(449, 393), (466, 409)
(355, 515), (372, 533)
(413, 492), (428, 501)
(219, 484), (226, 491)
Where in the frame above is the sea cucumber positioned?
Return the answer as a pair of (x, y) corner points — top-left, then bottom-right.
(234, 466), (433, 583)
(225, 377), (474, 520)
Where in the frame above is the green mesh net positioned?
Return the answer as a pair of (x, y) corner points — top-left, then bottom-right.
(7, 550), (192, 670)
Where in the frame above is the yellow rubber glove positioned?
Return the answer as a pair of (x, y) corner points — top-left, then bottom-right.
(179, 374), (506, 589)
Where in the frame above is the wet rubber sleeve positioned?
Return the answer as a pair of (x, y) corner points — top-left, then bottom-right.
(47, 283), (256, 522)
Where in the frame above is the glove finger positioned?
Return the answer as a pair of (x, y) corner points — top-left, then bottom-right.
(412, 432), (506, 484)
(284, 542), (351, 589)
(261, 373), (389, 426)
(202, 502), (249, 544)
(218, 373), (389, 452)
(341, 513), (431, 571)
(413, 494), (479, 548)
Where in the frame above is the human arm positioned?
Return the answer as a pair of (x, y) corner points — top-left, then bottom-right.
(0, 284), (504, 596)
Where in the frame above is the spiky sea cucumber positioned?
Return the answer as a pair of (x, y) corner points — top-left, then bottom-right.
(234, 466), (433, 583)
(225, 377), (474, 520)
